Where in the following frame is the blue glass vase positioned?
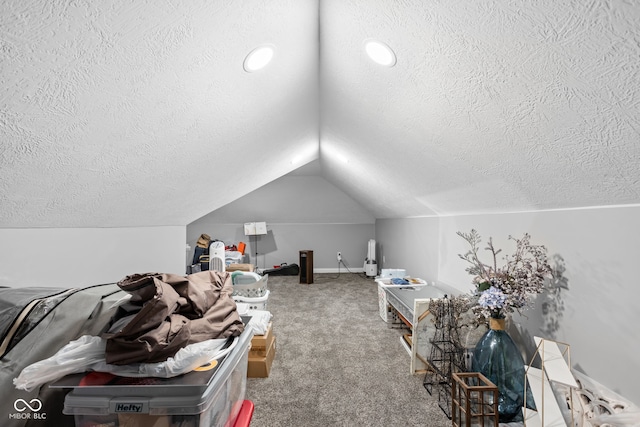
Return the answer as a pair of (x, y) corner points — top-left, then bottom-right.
(471, 317), (535, 423)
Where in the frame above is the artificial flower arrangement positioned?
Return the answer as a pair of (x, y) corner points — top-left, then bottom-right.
(457, 229), (553, 320)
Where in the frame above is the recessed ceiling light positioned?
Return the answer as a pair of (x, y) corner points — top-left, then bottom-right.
(364, 39), (396, 67)
(243, 45), (275, 72)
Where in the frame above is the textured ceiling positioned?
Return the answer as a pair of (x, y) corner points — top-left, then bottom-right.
(319, 0), (640, 217)
(2, 0), (640, 228)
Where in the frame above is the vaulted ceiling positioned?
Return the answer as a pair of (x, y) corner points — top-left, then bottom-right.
(2, 0), (639, 228)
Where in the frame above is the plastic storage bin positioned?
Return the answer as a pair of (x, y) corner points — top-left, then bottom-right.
(233, 290), (270, 310)
(225, 251), (244, 265)
(59, 328), (253, 427)
(231, 272), (268, 298)
(380, 268), (407, 278)
(233, 400), (254, 427)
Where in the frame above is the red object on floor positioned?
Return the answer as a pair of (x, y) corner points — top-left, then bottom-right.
(233, 400), (254, 427)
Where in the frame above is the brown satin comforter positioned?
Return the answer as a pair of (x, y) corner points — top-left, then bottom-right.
(103, 270), (244, 365)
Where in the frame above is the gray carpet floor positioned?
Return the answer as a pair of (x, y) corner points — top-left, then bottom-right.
(244, 273), (451, 427)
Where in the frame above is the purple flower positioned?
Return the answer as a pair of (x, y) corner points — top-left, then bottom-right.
(478, 286), (506, 310)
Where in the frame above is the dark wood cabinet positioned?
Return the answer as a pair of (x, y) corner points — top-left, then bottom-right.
(299, 250), (313, 284)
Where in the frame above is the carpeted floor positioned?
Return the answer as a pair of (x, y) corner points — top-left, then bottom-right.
(244, 273), (452, 427)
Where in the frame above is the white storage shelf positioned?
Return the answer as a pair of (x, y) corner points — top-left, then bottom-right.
(382, 284), (448, 374)
(375, 278), (428, 322)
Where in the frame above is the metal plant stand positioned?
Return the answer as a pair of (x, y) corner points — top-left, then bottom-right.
(423, 295), (466, 418)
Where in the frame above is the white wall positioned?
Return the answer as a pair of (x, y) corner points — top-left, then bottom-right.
(201, 171), (375, 226)
(187, 222), (374, 272)
(374, 217), (440, 283)
(188, 168), (376, 272)
(0, 226), (186, 288)
(376, 205), (640, 405)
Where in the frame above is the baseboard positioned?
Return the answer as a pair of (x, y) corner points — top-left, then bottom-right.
(314, 267), (365, 274)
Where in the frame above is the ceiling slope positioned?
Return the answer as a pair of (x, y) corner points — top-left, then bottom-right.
(193, 159), (375, 225)
(319, 0), (640, 217)
(2, 0), (640, 228)
(1, 0), (319, 227)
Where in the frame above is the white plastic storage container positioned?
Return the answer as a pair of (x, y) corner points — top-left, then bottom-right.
(231, 272), (268, 298)
(225, 250), (244, 264)
(233, 290), (270, 310)
(380, 268), (407, 279)
(60, 328), (253, 427)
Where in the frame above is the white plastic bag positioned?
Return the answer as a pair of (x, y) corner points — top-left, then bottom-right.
(14, 335), (106, 391)
(245, 309), (273, 335)
(14, 334), (235, 391)
(233, 304), (271, 334)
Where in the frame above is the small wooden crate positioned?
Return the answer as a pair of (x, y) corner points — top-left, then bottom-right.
(452, 372), (499, 427)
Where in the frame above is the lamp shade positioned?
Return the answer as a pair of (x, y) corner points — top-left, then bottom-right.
(244, 222), (267, 236)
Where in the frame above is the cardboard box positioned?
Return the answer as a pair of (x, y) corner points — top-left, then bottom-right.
(227, 263), (254, 272)
(250, 322), (273, 352)
(250, 329), (274, 358)
(247, 335), (276, 378)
